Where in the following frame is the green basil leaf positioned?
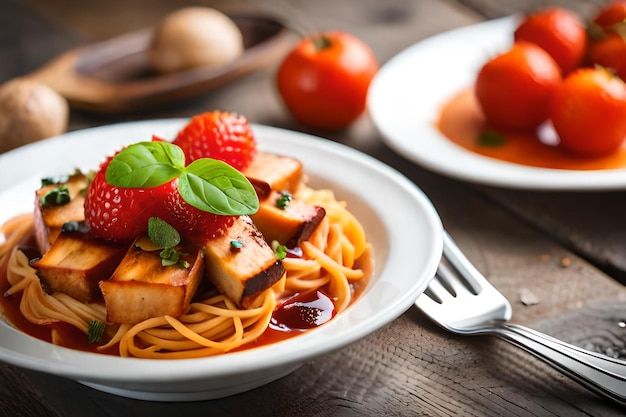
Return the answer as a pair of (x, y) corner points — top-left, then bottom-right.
(105, 142), (185, 188)
(148, 217), (181, 249)
(178, 159), (259, 215)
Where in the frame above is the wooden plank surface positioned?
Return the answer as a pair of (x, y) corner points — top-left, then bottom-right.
(2, 0), (626, 415)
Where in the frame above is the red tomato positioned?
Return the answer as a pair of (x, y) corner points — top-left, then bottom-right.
(514, 7), (587, 74)
(587, 34), (626, 81)
(475, 41), (562, 131)
(277, 31), (378, 131)
(587, 1), (626, 81)
(549, 67), (626, 156)
(591, 0), (626, 27)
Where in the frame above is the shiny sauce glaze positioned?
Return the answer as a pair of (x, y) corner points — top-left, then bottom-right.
(0, 245), (371, 355)
(438, 88), (626, 170)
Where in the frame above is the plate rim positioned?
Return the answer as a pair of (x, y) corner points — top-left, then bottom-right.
(368, 15), (626, 191)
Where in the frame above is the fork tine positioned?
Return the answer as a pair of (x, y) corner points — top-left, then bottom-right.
(423, 257), (476, 304)
(436, 261), (477, 297)
(423, 272), (454, 304)
(442, 231), (484, 294)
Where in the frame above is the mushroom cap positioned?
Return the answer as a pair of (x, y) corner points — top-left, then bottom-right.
(149, 7), (244, 73)
(0, 78), (69, 153)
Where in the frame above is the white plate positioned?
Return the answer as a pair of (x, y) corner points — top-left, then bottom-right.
(0, 120), (443, 401)
(368, 16), (626, 190)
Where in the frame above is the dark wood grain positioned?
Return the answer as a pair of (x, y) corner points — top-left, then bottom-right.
(0, 0), (79, 83)
(476, 187), (626, 284)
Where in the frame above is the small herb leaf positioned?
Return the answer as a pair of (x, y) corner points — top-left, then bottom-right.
(178, 159), (259, 215)
(40, 185), (71, 207)
(275, 191), (292, 210)
(87, 320), (106, 344)
(478, 130), (507, 147)
(148, 217), (181, 249)
(271, 240), (288, 260)
(106, 142), (185, 188)
(160, 247), (181, 266)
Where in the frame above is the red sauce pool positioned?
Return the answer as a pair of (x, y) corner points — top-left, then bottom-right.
(0, 247), (372, 355)
(438, 88), (626, 170)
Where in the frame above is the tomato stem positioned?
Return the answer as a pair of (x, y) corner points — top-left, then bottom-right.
(312, 35), (332, 51)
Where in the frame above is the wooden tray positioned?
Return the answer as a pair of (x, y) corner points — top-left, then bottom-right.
(26, 14), (295, 113)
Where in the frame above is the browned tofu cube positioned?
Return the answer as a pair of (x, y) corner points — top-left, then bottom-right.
(33, 172), (87, 254)
(100, 237), (204, 324)
(243, 152), (303, 194)
(32, 230), (127, 302)
(203, 216), (285, 308)
(251, 191), (326, 247)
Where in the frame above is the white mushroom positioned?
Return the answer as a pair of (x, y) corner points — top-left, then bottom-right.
(0, 78), (69, 154)
(149, 7), (244, 73)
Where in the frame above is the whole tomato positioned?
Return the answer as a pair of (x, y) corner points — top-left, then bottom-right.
(277, 31), (378, 131)
(590, 0), (626, 27)
(587, 34), (626, 81)
(513, 7), (587, 74)
(549, 67), (626, 156)
(475, 41), (562, 131)
(587, 1), (626, 81)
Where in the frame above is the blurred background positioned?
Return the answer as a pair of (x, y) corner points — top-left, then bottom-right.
(1, 0), (602, 136)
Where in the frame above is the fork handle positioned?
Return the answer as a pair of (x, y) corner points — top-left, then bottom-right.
(493, 322), (626, 405)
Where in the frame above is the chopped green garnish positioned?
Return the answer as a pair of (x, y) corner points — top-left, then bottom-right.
(477, 130), (507, 147)
(40, 185), (70, 207)
(41, 177), (56, 187)
(271, 240), (288, 260)
(230, 240), (244, 250)
(147, 217), (189, 269)
(87, 320), (106, 344)
(105, 142), (258, 216)
(160, 247), (188, 267)
(148, 217), (181, 248)
(275, 191), (292, 210)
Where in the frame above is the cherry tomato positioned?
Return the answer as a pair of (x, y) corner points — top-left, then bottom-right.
(513, 7), (587, 74)
(587, 1), (626, 81)
(591, 0), (626, 27)
(587, 34), (626, 81)
(475, 41), (562, 131)
(277, 31), (378, 131)
(549, 67), (626, 156)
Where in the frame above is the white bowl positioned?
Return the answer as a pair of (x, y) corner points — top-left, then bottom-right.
(0, 120), (443, 401)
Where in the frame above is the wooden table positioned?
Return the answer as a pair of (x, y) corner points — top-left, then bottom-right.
(2, 0), (626, 415)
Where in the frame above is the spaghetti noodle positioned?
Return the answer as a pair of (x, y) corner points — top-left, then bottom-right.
(0, 184), (371, 359)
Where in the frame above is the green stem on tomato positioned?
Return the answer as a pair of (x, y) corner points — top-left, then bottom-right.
(312, 35), (332, 51)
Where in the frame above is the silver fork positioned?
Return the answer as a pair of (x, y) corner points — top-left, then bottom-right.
(416, 231), (626, 406)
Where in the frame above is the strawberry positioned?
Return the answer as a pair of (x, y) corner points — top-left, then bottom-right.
(173, 111), (256, 171)
(84, 155), (175, 243)
(164, 179), (236, 242)
(85, 137), (259, 244)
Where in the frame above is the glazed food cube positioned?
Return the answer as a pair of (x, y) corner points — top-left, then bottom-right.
(243, 152), (303, 194)
(203, 215), (285, 308)
(33, 172), (87, 253)
(100, 237), (204, 324)
(33, 228), (127, 302)
(251, 191), (326, 247)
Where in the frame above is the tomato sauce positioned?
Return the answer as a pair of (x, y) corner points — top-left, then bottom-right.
(0, 247), (372, 356)
(437, 88), (626, 170)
